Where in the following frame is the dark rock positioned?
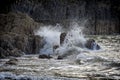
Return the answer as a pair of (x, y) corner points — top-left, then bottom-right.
(57, 55), (63, 60)
(0, 47), (23, 58)
(9, 48), (24, 57)
(39, 54), (52, 59)
(25, 35), (44, 54)
(60, 32), (67, 45)
(0, 34), (15, 50)
(85, 39), (100, 50)
(53, 45), (59, 50)
(5, 58), (18, 65)
(0, 47), (9, 58)
(0, 12), (44, 58)
(0, 33), (44, 58)
(19, 77), (32, 80)
(53, 45), (59, 52)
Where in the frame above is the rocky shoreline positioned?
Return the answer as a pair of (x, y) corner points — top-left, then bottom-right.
(0, 35), (120, 80)
(0, 12), (44, 58)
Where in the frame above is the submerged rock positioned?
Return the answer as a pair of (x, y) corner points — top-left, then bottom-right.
(39, 54), (52, 59)
(0, 12), (44, 58)
(57, 55), (63, 60)
(5, 58), (18, 65)
(85, 39), (100, 50)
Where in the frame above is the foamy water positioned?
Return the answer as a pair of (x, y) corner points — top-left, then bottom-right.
(35, 25), (62, 54)
(35, 23), (89, 56)
(0, 23), (120, 80)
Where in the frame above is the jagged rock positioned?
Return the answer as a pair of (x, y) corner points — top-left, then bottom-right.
(85, 39), (100, 50)
(5, 58), (18, 65)
(39, 54), (52, 59)
(0, 12), (44, 58)
(0, 33), (44, 58)
(0, 47), (23, 58)
(60, 32), (67, 45)
(53, 45), (59, 50)
(0, 47), (9, 58)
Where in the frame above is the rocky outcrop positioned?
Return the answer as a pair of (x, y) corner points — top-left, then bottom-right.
(60, 32), (67, 45)
(0, 12), (44, 58)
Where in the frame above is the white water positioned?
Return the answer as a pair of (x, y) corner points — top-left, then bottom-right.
(0, 35), (120, 80)
(35, 23), (88, 56)
(35, 24), (62, 55)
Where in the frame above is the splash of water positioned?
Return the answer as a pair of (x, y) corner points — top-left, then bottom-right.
(35, 24), (62, 55)
(56, 24), (87, 56)
(35, 22), (88, 56)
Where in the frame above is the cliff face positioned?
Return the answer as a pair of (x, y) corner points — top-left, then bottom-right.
(0, 0), (120, 34)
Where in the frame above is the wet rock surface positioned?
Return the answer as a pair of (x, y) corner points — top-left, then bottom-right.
(0, 35), (120, 80)
(60, 32), (67, 45)
(39, 54), (52, 59)
(85, 39), (100, 50)
(0, 12), (44, 58)
(5, 58), (18, 65)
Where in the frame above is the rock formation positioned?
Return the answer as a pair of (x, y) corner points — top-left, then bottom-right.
(85, 39), (100, 50)
(0, 12), (44, 58)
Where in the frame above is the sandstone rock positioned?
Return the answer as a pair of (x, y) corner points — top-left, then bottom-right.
(0, 33), (44, 58)
(53, 45), (59, 50)
(39, 54), (52, 59)
(85, 39), (100, 50)
(60, 32), (67, 45)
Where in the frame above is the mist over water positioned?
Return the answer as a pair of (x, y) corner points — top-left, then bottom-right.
(1, 22), (120, 80)
(35, 24), (62, 55)
(35, 22), (89, 56)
